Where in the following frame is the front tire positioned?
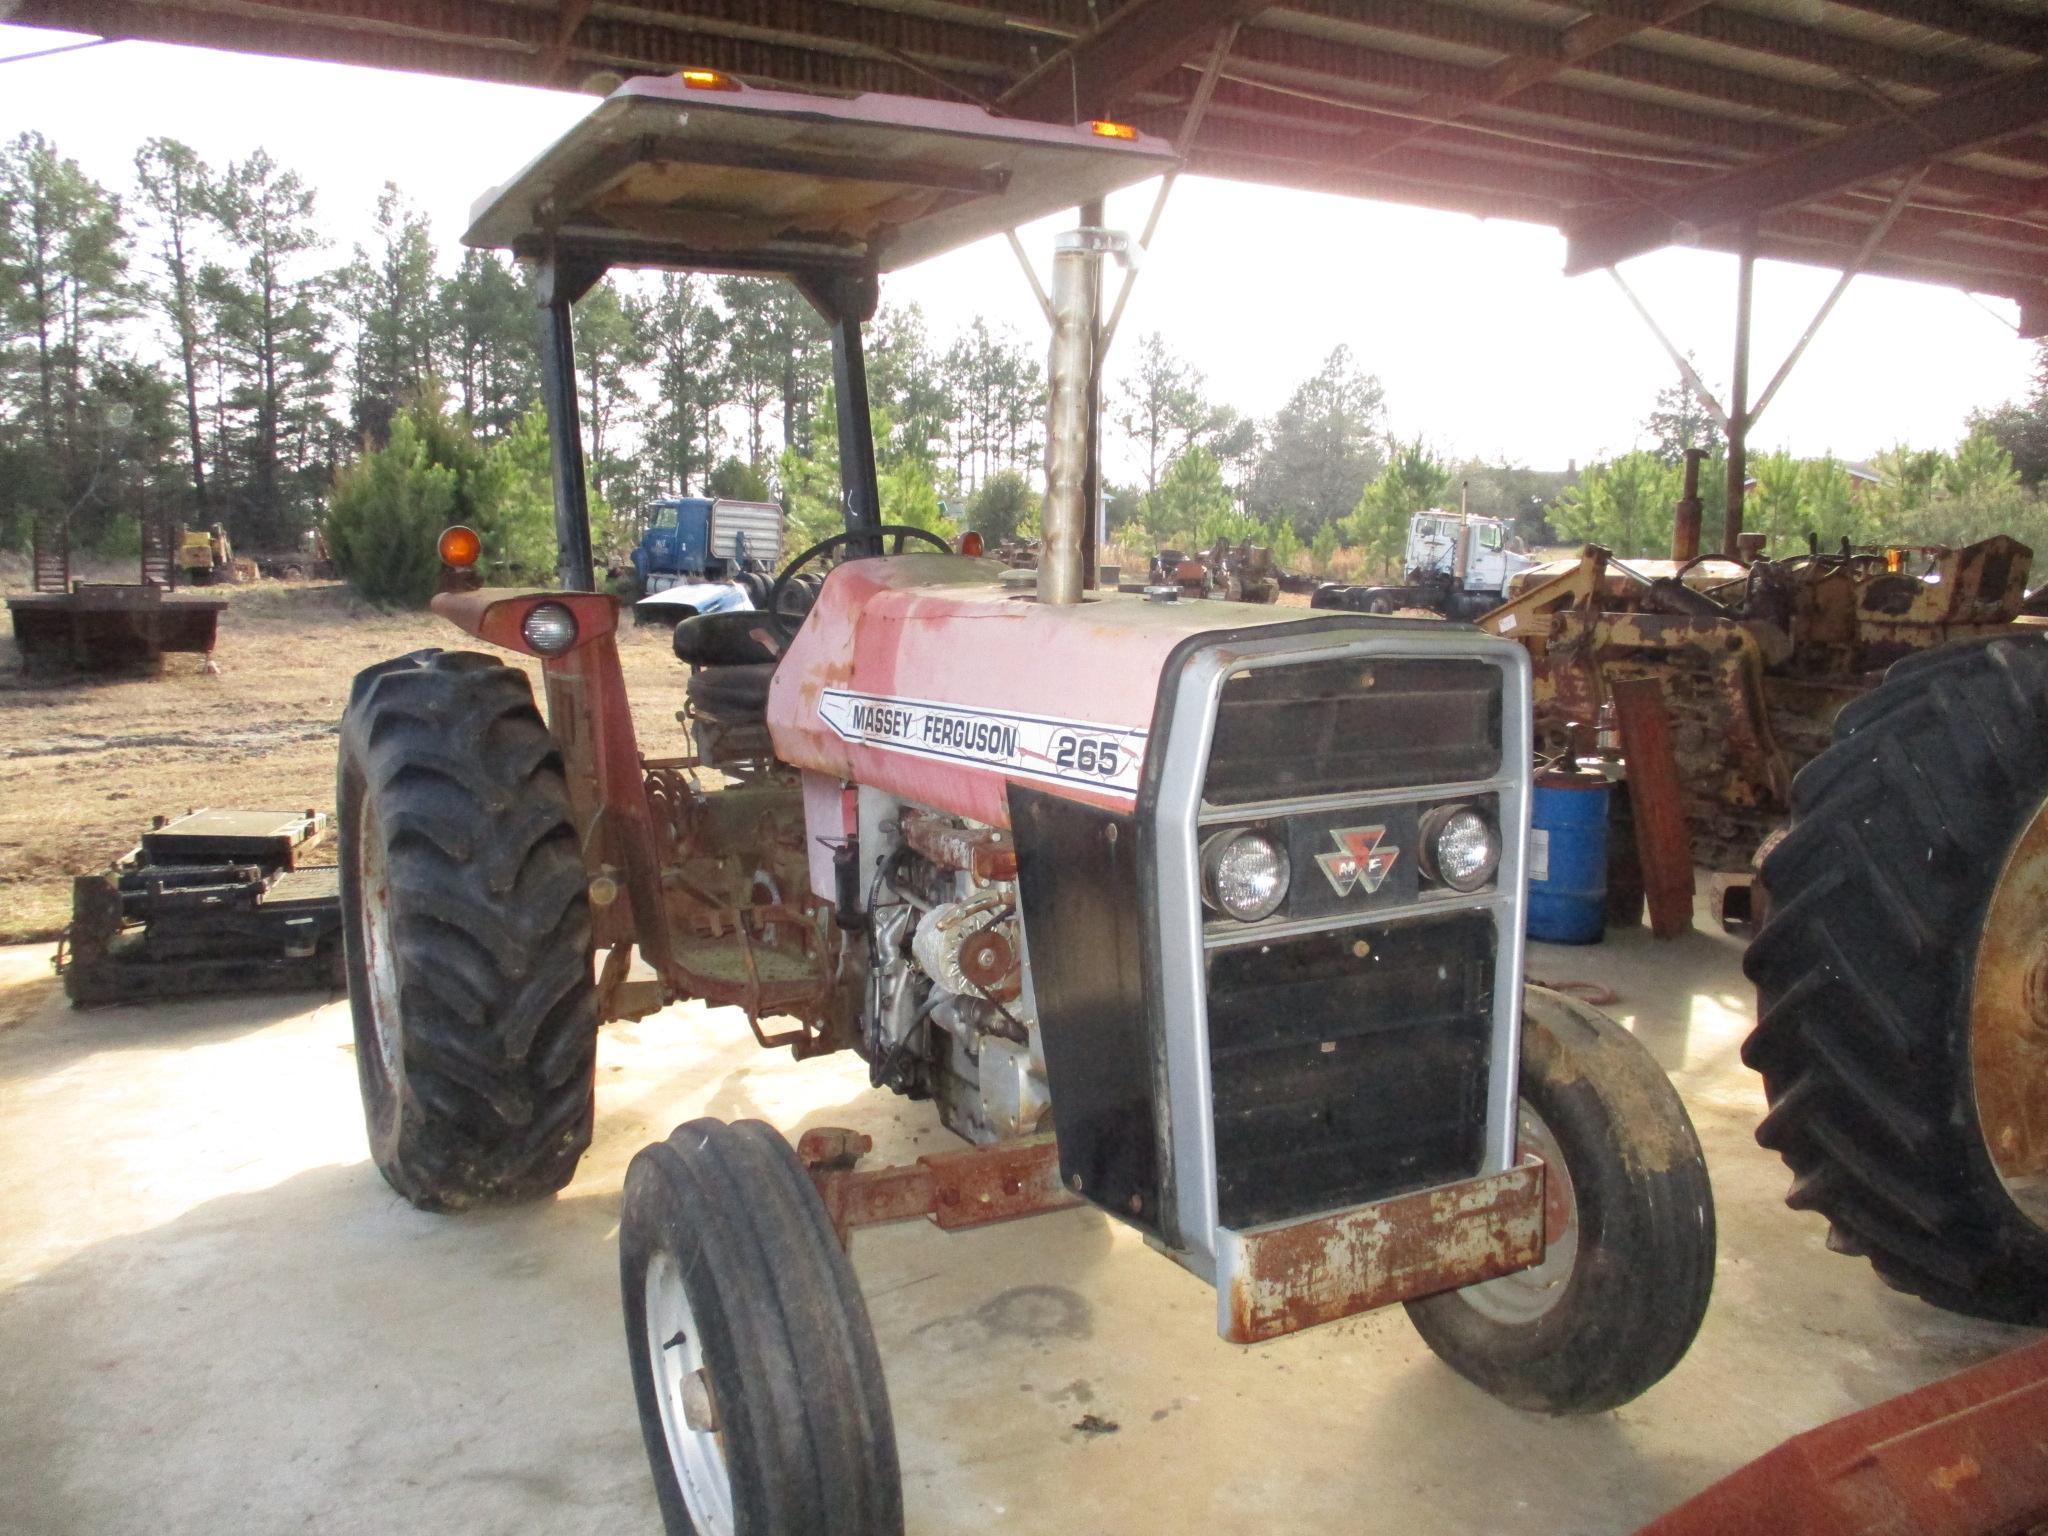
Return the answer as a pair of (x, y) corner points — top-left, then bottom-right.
(1743, 635), (2048, 1322)
(338, 649), (598, 1211)
(1405, 987), (1715, 1413)
(622, 1119), (903, 1536)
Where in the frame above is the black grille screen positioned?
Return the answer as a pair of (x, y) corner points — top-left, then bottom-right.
(1206, 910), (1494, 1229)
(1204, 657), (1501, 805)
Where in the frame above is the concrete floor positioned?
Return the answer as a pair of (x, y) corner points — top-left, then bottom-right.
(1, 915), (2038, 1536)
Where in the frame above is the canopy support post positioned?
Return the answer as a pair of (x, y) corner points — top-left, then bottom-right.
(1724, 233), (1755, 559)
(797, 269), (883, 551)
(535, 252), (605, 593)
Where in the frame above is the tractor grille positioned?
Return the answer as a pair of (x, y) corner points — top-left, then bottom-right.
(1206, 909), (1495, 1229)
(1204, 656), (1501, 805)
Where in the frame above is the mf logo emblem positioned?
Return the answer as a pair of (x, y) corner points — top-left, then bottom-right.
(1316, 825), (1399, 897)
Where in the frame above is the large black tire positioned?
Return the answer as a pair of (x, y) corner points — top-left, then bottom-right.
(1405, 987), (1715, 1414)
(1743, 634), (2048, 1323)
(622, 1119), (903, 1536)
(338, 649), (598, 1211)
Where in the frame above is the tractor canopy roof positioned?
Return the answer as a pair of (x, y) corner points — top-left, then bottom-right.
(464, 74), (1177, 279)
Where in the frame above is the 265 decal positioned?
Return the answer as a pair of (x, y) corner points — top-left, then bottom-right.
(817, 688), (1147, 796)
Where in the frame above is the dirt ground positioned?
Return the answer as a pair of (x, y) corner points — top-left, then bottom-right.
(0, 575), (692, 944)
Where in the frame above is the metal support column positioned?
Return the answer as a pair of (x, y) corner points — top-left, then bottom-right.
(797, 269), (884, 551)
(1079, 196), (1104, 589)
(535, 254), (605, 593)
(1723, 233), (1756, 559)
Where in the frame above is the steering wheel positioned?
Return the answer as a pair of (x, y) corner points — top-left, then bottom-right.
(766, 524), (955, 639)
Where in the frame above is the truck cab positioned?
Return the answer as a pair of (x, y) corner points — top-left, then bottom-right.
(631, 496), (785, 597)
(1407, 508), (1533, 596)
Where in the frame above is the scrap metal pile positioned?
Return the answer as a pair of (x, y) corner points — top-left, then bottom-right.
(1479, 535), (2039, 871)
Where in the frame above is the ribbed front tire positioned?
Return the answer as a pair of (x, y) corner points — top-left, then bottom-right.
(1743, 635), (2048, 1322)
(622, 1119), (903, 1536)
(338, 649), (598, 1211)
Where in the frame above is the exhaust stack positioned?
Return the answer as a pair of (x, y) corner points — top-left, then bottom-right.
(1039, 229), (1126, 606)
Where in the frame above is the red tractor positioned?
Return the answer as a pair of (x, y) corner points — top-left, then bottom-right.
(338, 76), (1715, 1534)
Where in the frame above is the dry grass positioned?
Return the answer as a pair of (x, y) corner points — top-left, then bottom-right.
(0, 578), (691, 944)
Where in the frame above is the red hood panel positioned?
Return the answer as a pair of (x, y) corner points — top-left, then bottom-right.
(765, 555), (1316, 826)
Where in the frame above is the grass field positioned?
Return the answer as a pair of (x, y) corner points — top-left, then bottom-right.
(0, 575), (689, 944)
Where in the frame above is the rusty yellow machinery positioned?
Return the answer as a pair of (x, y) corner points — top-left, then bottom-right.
(1478, 534), (2038, 873)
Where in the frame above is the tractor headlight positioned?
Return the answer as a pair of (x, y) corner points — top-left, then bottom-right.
(1201, 828), (1290, 922)
(521, 601), (579, 656)
(1420, 804), (1500, 892)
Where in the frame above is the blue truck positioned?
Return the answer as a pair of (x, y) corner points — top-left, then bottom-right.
(629, 497), (786, 605)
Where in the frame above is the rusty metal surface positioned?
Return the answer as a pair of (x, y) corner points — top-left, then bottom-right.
(805, 1132), (1079, 1245)
(1216, 1157), (1546, 1345)
(1970, 792), (2048, 1230)
(8, 588), (225, 672)
(1612, 677), (1696, 940)
(900, 812), (1018, 882)
(1638, 1336), (2048, 1536)
(1483, 537), (2037, 872)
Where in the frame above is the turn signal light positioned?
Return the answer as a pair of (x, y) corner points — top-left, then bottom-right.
(958, 530), (985, 558)
(678, 67), (740, 90)
(1087, 119), (1138, 140)
(438, 525), (482, 568)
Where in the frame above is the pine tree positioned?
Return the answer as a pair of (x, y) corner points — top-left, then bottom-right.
(202, 149), (336, 546)
(337, 182), (438, 445)
(133, 137), (215, 516)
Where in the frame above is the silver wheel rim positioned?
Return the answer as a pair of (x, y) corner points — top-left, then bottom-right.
(1458, 1102), (1579, 1327)
(356, 800), (404, 1087)
(645, 1250), (736, 1536)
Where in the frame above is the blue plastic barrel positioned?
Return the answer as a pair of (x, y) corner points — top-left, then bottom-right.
(1527, 774), (1610, 944)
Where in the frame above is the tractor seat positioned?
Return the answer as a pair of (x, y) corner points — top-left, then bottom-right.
(672, 609), (781, 669)
(686, 662), (774, 724)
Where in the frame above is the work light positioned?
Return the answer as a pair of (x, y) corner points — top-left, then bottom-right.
(521, 602), (579, 656)
(1201, 829), (1290, 923)
(1420, 805), (1500, 893)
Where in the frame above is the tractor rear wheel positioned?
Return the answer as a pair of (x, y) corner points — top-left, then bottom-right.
(1743, 635), (2048, 1323)
(338, 649), (598, 1211)
(1405, 987), (1715, 1414)
(621, 1119), (902, 1536)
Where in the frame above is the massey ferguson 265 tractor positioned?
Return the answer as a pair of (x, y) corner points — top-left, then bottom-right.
(337, 75), (1715, 1535)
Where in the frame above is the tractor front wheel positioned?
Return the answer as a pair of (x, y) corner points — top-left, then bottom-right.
(1405, 986), (1715, 1414)
(621, 1119), (903, 1536)
(338, 649), (598, 1211)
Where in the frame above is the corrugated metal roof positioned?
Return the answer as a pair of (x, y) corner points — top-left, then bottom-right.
(10, 0), (2046, 328)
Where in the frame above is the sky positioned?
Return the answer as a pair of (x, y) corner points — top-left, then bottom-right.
(1, 20), (2039, 477)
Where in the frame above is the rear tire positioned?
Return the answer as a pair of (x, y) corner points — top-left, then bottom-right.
(1405, 987), (1715, 1413)
(338, 649), (598, 1211)
(1743, 635), (2048, 1323)
(621, 1119), (903, 1536)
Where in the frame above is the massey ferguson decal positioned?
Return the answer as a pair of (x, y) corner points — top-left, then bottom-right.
(1316, 826), (1400, 897)
(817, 688), (1147, 796)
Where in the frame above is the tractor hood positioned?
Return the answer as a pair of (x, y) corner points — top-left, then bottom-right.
(767, 555), (1380, 826)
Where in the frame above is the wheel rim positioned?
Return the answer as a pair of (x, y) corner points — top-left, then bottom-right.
(355, 799), (404, 1090)
(1455, 1102), (1579, 1327)
(1970, 792), (2048, 1232)
(645, 1249), (736, 1536)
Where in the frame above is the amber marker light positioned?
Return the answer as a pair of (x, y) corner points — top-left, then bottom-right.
(678, 67), (741, 90)
(1087, 119), (1138, 140)
(958, 531), (985, 558)
(438, 525), (482, 568)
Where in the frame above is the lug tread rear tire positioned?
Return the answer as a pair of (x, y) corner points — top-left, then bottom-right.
(1743, 634), (2048, 1323)
(340, 650), (597, 1211)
